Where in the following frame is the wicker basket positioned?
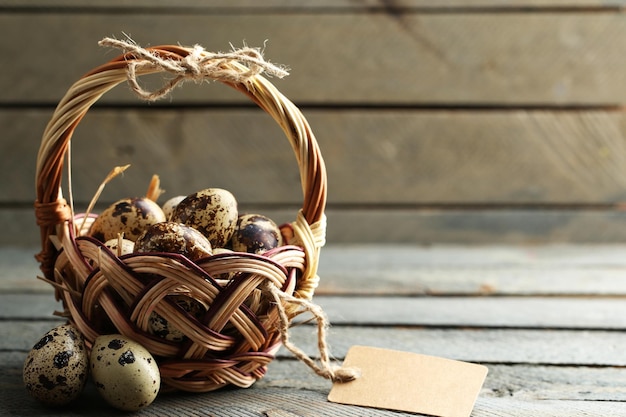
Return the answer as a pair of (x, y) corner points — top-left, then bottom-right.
(33, 41), (327, 393)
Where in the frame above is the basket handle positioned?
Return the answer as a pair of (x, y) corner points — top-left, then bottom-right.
(34, 41), (327, 282)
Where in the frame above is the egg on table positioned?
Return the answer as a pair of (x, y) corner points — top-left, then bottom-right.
(170, 188), (238, 248)
(88, 197), (166, 242)
(23, 323), (89, 406)
(90, 334), (160, 411)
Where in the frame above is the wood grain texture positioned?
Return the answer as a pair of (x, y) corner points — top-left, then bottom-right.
(6, 319), (626, 366)
(3, 12), (626, 105)
(2, 349), (623, 417)
(5, 5), (626, 246)
(6, 293), (626, 330)
(6, 109), (626, 205)
(260, 361), (626, 402)
(6, 244), (626, 296)
(3, 243), (626, 416)
(6, 207), (626, 246)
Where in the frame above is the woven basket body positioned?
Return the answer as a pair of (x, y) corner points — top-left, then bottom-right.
(34, 44), (327, 392)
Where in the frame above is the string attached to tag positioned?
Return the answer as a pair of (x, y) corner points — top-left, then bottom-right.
(264, 282), (361, 383)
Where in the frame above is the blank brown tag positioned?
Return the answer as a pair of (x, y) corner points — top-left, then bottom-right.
(328, 346), (488, 417)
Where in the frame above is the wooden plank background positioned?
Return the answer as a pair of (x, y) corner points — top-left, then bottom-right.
(4, 1), (626, 246)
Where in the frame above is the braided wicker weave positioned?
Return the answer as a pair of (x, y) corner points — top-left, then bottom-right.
(34, 42), (327, 392)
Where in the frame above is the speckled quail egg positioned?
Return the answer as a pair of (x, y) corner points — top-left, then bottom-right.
(103, 237), (135, 256)
(134, 221), (213, 261)
(23, 323), (89, 406)
(148, 295), (207, 342)
(170, 188), (238, 248)
(231, 214), (283, 254)
(90, 334), (160, 412)
(88, 197), (166, 243)
(161, 195), (186, 220)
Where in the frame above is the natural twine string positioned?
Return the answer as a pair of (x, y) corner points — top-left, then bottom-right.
(265, 283), (360, 383)
(98, 37), (289, 101)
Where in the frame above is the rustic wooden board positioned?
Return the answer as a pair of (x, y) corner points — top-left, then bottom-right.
(260, 360), (626, 402)
(12, 258), (626, 297)
(6, 245), (626, 296)
(2, 356), (624, 417)
(7, 319), (626, 367)
(3, 349), (626, 406)
(6, 292), (626, 330)
(0, 322), (626, 415)
(323, 208), (626, 244)
(317, 244), (626, 295)
(315, 296), (626, 329)
(6, 207), (626, 246)
(3, 242), (626, 416)
(286, 327), (626, 366)
(3, 12), (626, 105)
(8, 109), (626, 205)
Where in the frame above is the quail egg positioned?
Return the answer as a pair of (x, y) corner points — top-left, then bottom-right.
(88, 197), (166, 242)
(231, 213), (283, 254)
(103, 237), (135, 256)
(134, 221), (213, 261)
(170, 188), (238, 248)
(23, 323), (89, 406)
(161, 195), (186, 220)
(90, 334), (160, 411)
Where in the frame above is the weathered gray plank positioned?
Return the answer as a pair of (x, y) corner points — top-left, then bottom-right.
(3, 367), (624, 417)
(286, 327), (626, 366)
(2, 348), (625, 417)
(8, 109), (626, 205)
(319, 266), (626, 296)
(6, 293), (626, 330)
(318, 244), (626, 295)
(261, 360), (626, 402)
(481, 364), (626, 402)
(7, 320), (626, 366)
(0, 248), (49, 293)
(7, 245), (626, 296)
(7, 207), (626, 246)
(323, 208), (626, 244)
(315, 296), (626, 329)
(3, 12), (626, 105)
(471, 398), (626, 417)
(12, 261), (626, 296)
(4, 349), (626, 407)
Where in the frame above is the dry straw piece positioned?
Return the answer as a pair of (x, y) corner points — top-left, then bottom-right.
(34, 38), (357, 392)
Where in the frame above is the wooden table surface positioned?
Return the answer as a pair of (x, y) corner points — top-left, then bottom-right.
(2, 244), (626, 416)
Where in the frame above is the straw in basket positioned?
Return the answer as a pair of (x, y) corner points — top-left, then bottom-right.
(33, 37), (357, 393)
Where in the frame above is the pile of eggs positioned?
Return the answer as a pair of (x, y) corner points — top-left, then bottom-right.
(89, 187), (285, 259)
(24, 187), (287, 410)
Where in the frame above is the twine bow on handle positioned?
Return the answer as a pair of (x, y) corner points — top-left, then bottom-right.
(98, 37), (289, 101)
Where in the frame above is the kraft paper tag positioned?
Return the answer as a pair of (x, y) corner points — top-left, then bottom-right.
(328, 346), (488, 417)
